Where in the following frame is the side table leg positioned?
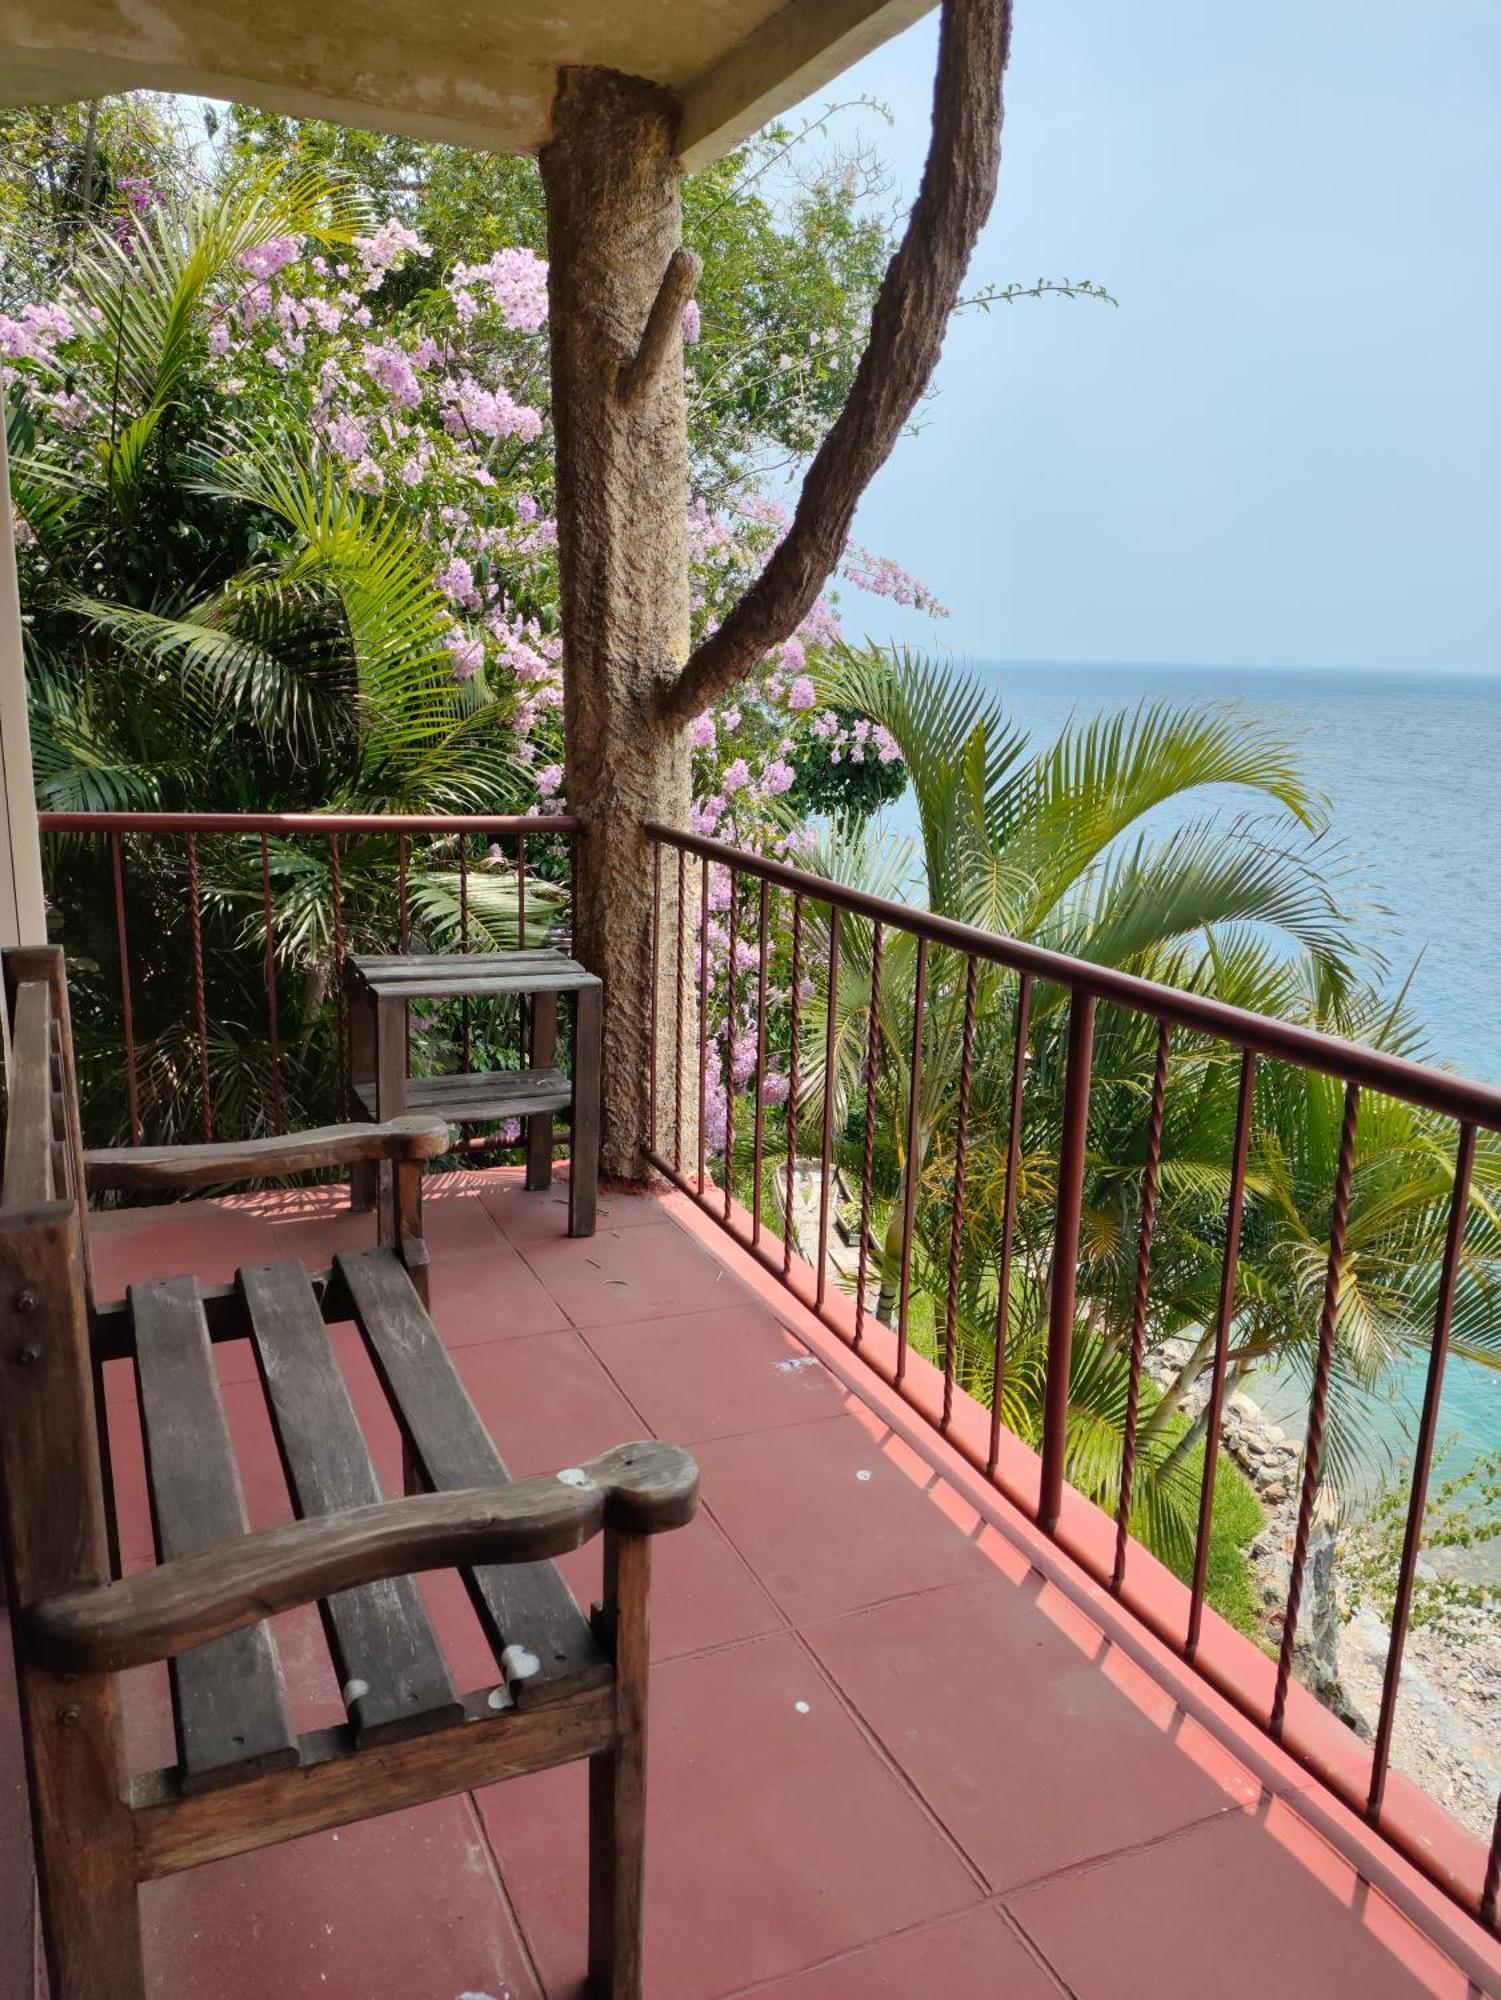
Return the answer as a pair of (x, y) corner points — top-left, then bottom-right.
(526, 991), (558, 1192)
(348, 964), (378, 1213)
(570, 984), (601, 1237)
(374, 992), (413, 1231)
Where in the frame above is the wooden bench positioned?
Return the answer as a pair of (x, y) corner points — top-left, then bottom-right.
(0, 946), (698, 2000)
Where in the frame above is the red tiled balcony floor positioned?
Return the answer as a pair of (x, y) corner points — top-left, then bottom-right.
(5, 1167), (1499, 1999)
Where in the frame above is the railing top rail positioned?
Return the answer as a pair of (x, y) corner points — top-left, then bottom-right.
(646, 820), (1501, 1133)
(38, 811), (580, 836)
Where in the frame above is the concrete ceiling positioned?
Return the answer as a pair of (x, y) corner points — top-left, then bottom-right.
(0, 0), (935, 167)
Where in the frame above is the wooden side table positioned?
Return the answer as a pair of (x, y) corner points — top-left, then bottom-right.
(345, 949), (602, 1236)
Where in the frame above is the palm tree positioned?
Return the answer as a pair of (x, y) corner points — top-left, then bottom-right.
(17, 164), (548, 1142)
(778, 645), (1500, 1563)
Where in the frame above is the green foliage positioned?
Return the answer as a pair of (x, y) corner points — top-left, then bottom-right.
(787, 706), (908, 825)
(1341, 1451), (1501, 1645)
(746, 646), (1501, 1576)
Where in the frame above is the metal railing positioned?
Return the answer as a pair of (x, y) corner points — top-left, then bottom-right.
(32, 805), (1501, 1943)
(38, 811), (578, 1147)
(643, 819), (1501, 1942)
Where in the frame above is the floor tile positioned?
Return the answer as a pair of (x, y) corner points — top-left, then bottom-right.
(745, 1906), (1061, 1999)
(806, 1577), (1258, 1890)
(692, 1415), (995, 1623)
(517, 1218), (747, 1327)
(265, 1205), (378, 1265)
(479, 1173), (668, 1242)
(426, 1239), (573, 1344)
(581, 1303), (848, 1443)
(89, 1203), (279, 1301)
(479, 1633), (980, 1999)
(453, 1328), (647, 1474)
(555, 1507), (784, 1666)
(417, 1192), (512, 1258)
(140, 1797), (542, 2000)
(1007, 1800), (1472, 1999)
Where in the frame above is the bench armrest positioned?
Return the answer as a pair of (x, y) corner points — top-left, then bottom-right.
(84, 1115), (450, 1194)
(26, 1441), (699, 1675)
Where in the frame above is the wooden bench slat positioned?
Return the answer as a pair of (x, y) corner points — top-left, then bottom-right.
(352, 1069), (573, 1124)
(333, 1248), (607, 1701)
(239, 1261), (463, 1747)
(130, 1276), (300, 1793)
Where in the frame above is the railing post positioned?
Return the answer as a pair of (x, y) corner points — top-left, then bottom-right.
(1039, 990), (1094, 1533)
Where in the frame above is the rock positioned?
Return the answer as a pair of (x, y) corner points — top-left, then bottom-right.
(1263, 1480), (1289, 1503)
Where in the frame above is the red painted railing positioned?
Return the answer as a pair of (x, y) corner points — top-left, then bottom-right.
(643, 820), (1501, 1947)
(38, 811), (578, 1146)
(35, 806), (1501, 1951)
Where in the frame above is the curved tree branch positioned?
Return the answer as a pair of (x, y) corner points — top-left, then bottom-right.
(619, 245), (702, 404)
(657, 0), (1012, 728)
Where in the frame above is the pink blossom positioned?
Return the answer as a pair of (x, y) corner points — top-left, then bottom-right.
(442, 375), (543, 444)
(435, 556), (480, 609)
(350, 457), (385, 494)
(681, 298), (701, 344)
(780, 636), (806, 675)
(788, 676), (816, 712)
(688, 714), (716, 750)
(535, 763), (564, 799)
(326, 413), (369, 461)
(761, 759), (796, 796)
(798, 598), (842, 649)
(240, 235), (301, 280)
(451, 249), (549, 333)
(362, 341), (422, 409)
(206, 322), (232, 356)
(447, 629), (485, 680)
(721, 758), (750, 794)
(355, 219), (431, 287)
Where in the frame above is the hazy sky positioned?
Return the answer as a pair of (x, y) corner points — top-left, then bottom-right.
(821, 1), (1500, 672)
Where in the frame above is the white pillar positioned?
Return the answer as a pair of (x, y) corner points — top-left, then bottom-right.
(0, 380), (47, 948)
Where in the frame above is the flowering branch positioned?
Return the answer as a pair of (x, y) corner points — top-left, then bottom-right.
(656, 0), (1012, 728)
(618, 245), (702, 406)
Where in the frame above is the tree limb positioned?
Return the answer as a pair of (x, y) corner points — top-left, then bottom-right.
(619, 245), (702, 405)
(656, 0), (1012, 728)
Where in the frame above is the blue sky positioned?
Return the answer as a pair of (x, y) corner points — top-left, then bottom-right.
(820, 1), (1500, 672)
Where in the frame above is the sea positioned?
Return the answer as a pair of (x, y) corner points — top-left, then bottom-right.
(882, 660), (1501, 1499)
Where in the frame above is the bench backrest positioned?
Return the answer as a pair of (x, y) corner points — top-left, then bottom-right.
(0, 946), (113, 1609)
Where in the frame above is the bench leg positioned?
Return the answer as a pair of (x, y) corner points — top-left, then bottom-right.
(570, 984), (601, 1238)
(26, 1668), (145, 2000)
(526, 992), (558, 1192)
(588, 1530), (649, 2000)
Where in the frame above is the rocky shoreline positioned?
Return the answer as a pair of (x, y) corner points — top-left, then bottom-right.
(1149, 1338), (1500, 1842)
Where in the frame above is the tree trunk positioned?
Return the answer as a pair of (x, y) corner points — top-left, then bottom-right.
(540, 68), (694, 1181)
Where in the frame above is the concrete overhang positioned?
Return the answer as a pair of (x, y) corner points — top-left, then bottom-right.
(0, 0), (936, 167)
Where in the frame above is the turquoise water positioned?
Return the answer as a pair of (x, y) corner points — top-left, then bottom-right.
(881, 660), (1501, 1485)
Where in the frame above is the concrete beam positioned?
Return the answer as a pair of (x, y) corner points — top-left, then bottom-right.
(0, 14), (557, 154)
(676, 0), (937, 171)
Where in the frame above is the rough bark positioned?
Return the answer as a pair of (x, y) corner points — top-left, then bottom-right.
(657, 0), (1012, 726)
(541, 68), (695, 1179)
